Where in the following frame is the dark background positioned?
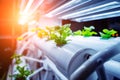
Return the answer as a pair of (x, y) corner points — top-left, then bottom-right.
(62, 17), (120, 36)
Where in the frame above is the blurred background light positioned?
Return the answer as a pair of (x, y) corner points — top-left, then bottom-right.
(18, 14), (28, 25)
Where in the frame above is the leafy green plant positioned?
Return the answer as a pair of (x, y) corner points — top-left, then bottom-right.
(10, 53), (33, 80)
(46, 24), (72, 46)
(17, 36), (24, 41)
(10, 66), (33, 80)
(73, 26), (97, 37)
(99, 29), (117, 39)
(37, 29), (48, 38)
(73, 30), (82, 36)
(29, 27), (48, 38)
(81, 26), (97, 37)
(11, 53), (23, 64)
(46, 26), (60, 40)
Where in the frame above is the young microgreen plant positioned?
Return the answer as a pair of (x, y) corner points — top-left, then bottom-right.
(73, 26), (97, 37)
(46, 24), (72, 46)
(10, 53), (33, 80)
(99, 29), (117, 39)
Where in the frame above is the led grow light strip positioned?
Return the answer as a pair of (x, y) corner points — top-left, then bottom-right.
(73, 10), (120, 22)
(20, 0), (26, 13)
(81, 12), (120, 22)
(45, 0), (81, 17)
(69, 5), (120, 19)
(55, 0), (91, 16)
(23, 0), (34, 14)
(60, 1), (119, 19)
(29, 0), (44, 15)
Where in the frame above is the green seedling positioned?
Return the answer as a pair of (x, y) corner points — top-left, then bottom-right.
(73, 30), (82, 36)
(46, 24), (72, 46)
(99, 29), (117, 39)
(10, 54), (33, 80)
(81, 26), (97, 37)
(11, 53), (22, 64)
(37, 29), (48, 38)
(73, 26), (97, 37)
(9, 66), (33, 80)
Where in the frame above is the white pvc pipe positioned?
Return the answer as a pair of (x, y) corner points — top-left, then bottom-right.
(16, 32), (36, 55)
(23, 56), (44, 63)
(104, 60), (120, 79)
(27, 67), (44, 80)
(45, 58), (68, 80)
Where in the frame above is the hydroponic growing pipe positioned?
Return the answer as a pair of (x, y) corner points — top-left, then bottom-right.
(70, 41), (120, 80)
(33, 35), (98, 79)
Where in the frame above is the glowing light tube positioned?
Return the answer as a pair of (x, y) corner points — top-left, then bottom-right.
(29, 0), (44, 15)
(45, 0), (82, 17)
(20, 0), (26, 13)
(60, 1), (119, 19)
(70, 5), (120, 19)
(73, 10), (120, 22)
(23, 0), (34, 14)
(53, 0), (91, 16)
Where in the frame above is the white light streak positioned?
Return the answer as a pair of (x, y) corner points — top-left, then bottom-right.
(73, 10), (120, 22)
(30, 0), (44, 15)
(45, 0), (81, 17)
(23, 0), (34, 14)
(61, 1), (119, 19)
